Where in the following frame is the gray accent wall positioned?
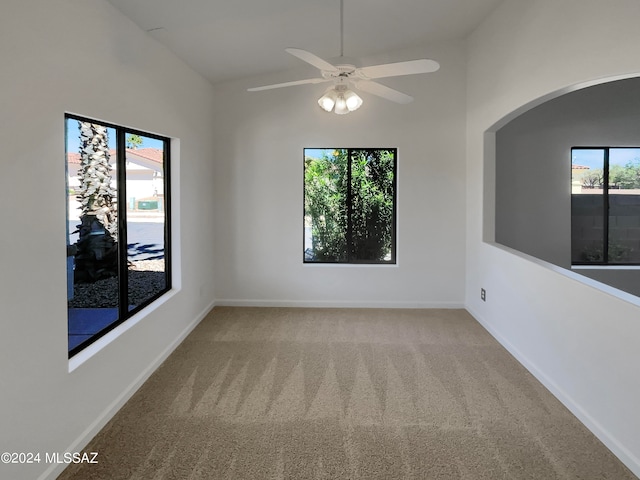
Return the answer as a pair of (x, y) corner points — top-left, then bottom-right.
(495, 77), (640, 295)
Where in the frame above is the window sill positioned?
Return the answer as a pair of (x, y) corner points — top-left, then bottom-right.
(571, 265), (640, 270)
(68, 288), (178, 372)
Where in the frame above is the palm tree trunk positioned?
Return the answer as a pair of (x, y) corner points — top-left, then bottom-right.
(73, 122), (119, 283)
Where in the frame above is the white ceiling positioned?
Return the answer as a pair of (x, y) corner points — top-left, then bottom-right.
(106, 0), (503, 85)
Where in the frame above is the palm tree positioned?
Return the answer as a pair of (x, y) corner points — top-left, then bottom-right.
(73, 121), (119, 282)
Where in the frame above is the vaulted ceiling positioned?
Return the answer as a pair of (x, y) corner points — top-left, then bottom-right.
(106, 0), (503, 85)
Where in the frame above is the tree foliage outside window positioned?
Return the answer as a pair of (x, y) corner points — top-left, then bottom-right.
(304, 148), (396, 263)
(577, 160), (640, 190)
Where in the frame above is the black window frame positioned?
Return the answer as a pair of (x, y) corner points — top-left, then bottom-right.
(571, 146), (640, 267)
(303, 147), (397, 264)
(66, 113), (172, 357)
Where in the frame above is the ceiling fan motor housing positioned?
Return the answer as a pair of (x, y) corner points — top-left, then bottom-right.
(322, 65), (357, 80)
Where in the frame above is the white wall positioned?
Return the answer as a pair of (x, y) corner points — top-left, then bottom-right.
(0, 1), (216, 479)
(212, 42), (467, 308)
(466, 0), (640, 476)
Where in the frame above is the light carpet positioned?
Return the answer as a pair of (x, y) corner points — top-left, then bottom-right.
(59, 307), (636, 479)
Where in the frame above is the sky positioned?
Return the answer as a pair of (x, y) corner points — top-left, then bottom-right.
(572, 148), (640, 169)
(65, 117), (164, 153)
(305, 148), (333, 159)
(304, 148), (347, 160)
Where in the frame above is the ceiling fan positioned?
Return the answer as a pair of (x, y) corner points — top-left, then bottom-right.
(247, 1), (440, 114)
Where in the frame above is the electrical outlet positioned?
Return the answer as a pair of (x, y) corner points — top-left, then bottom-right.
(480, 288), (486, 302)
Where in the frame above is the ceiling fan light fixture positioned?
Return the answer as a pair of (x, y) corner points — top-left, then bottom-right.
(318, 89), (338, 112)
(334, 95), (349, 115)
(344, 90), (363, 111)
(318, 84), (362, 114)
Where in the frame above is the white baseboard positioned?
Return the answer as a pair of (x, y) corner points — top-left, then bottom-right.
(40, 299), (216, 480)
(466, 305), (640, 479)
(214, 298), (465, 309)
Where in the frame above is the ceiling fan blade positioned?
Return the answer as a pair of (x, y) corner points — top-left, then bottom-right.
(285, 48), (339, 73)
(247, 77), (331, 91)
(357, 59), (440, 80)
(355, 80), (414, 104)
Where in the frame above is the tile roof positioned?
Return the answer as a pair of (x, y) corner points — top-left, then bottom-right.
(67, 148), (163, 165)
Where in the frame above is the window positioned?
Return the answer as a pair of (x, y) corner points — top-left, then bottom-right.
(571, 147), (640, 265)
(66, 114), (171, 357)
(304, 148), (396, 263)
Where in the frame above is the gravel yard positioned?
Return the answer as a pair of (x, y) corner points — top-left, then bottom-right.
(68, 260), (166, 308)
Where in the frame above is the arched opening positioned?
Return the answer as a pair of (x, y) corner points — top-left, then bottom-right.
(488, 75), (640, 297)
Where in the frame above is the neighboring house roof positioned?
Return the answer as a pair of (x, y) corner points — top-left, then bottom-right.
(571, 164), (590, 170)
(67, 148), (163, 172)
